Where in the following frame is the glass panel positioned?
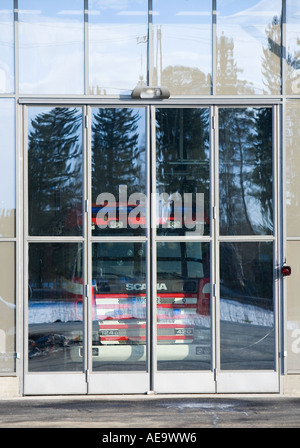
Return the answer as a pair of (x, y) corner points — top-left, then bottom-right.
(156, 108), (210, 236)
(0, 1), (14, 93)
(287, 241), (300, 371)
(286, 100), (300, 237)
(0, 243), (15, 373)
(92, 108), (146, 237)
(0, 99), (15, 238)
(28, 107), (83, 236)
(216, 0), (282, 95)
(152, 0), (211, 95)
(157, 242), (211, 371)
(28, 243), (83, 372)
(286, 1), (300, 94)
(88, 0), (148, 95)
(220, 242), (275, 370)
(91, 242), (147, 372)
(19, 0), (84, 94)
(219, 107), (273, 236)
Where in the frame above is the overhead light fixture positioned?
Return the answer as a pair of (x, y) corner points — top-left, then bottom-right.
(131, 85), (170, 99)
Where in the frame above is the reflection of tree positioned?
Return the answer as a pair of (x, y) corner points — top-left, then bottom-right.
(262, 16), (282, 94)
(155, 65), (211, 95)
(28, 107), (82, 236)
(216, 33), (254, 95)
(156, 108), (210, 234)
(0, 209), (15, 237)
(219, 108), (273, 235)
(92, 108), (144, 200)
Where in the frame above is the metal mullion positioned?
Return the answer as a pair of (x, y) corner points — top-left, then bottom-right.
(84, 0), (89, 95)
(150, 105), (157, 390)
(212, 0), (217, 96)
(273, 104), (281, 377)
(23, 104), (29, 379)
(145, 105), (151, 389)
(218, 235), (275, 242)
(83, 105), (90, 385)
(213, 105), (220, 384)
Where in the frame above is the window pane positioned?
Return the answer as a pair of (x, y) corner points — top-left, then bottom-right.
(19, 0), (84, 94)
(217, 0), (282, 94)
(0, 243), (15, 373)
(88, 0), (148, 95)
(220, 242), (275, 370)
(0, 99), (15, 238)
(156, 108), (210, 236)
(28, 243), (83, 372)
(286, 100), (300, 237)
(28, 107), (83, 236)
(219, 107), (273, 236)
(152, 0), (212, 95)
(157, 242), (211, 371)
(91, 108), (146, 237)
(92, 242), (147, 372)
(0, 1), (14, 93)
(286, 2), (300, 95)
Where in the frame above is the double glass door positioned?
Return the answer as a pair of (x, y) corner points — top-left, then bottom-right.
(23, 104), (280, 395)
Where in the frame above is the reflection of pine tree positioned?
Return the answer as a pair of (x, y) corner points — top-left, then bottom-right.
(219, 108), (273, 235)
(262, 16), (282, 94)
(28, 107), (82, 236)
(251, 108), (273, 232)
(216, 34), (254, 94)
(156, 108), (210, 234)
(158, 65), (210, 95)
(92, 108), (144, 201)
(219, 108), (256, 235)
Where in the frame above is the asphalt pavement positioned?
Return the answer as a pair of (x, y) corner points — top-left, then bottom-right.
(0, 394), (300, 429)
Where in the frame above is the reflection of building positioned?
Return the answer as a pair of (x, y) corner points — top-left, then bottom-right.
(0, 1), (300, 397)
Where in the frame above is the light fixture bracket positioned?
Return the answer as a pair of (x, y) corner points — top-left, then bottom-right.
(131, 85), (170, 99)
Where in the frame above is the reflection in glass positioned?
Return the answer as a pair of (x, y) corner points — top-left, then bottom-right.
(220, 242), (275, 370)
(28, 243), (83, 372)
(92, 243), (147, 372)
(0, 243), (15, 373)
(152, 0), (211, 95)
(0, 99), (15, 237)
(219, 107), (273, 236)
(19, 0), (84, 94)
(92, 108), (146, 236)
(156, 108), (210, 236)
(286, 101), (300, 237)
(0, 2), (14, 93)
(88, 0), (148, 95)
(28, 107), (83, 236)
(286, 241), (300, 371)
(157, 242), (211, 371)
(286, 1), (300, 94)
(216, 0), (282, 94)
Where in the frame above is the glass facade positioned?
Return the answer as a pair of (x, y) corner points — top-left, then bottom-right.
(0, 0), (299, 389)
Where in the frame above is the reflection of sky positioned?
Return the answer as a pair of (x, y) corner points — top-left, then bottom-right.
(18, 0), (84, 94)
(0, 0), (299, 95)
(217, 0), (282, 93)
(0, 1), (14, 93)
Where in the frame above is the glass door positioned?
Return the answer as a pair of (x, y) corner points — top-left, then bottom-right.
(216, 106), (279, 392)
(152, 105), (280, 393)
(87, 106), (150, 394)
(152, 107), (215, 393)
(24, 105), (150, 395)
(23, 103), (280, 395)
(24, 106), (87, 394)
